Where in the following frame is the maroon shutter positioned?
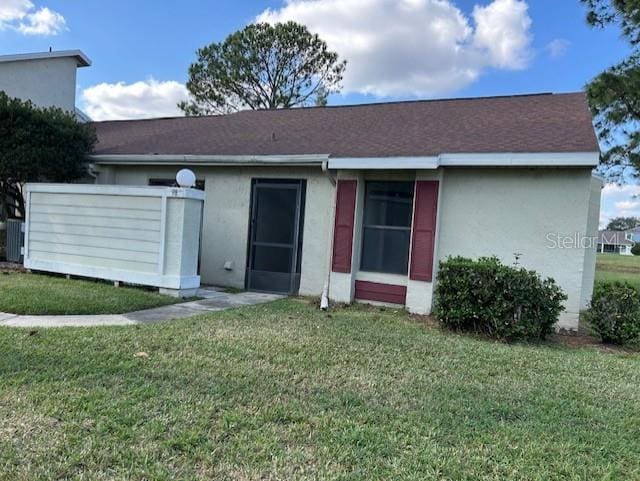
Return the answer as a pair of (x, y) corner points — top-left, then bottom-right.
(355, 281), (407, 304)
(332, 180), (357, 273)
(410, 180), (439, 281)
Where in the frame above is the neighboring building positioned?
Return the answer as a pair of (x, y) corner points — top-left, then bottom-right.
(0, 50), (91, 118)
(627, 225), (640, 243)
(90, 92), (601, 331)
(597, 230), (634, 255)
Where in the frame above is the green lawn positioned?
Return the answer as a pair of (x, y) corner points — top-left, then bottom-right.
(0, 299), (638, 480)
(595, 253), (640, 288)
(0, 272), (184, 315)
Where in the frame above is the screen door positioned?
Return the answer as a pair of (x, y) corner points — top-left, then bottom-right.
(246, 179), (305, 293)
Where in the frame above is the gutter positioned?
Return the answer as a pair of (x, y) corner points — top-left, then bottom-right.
(89, 153), (330, 167)
(90, 151), (600, 169)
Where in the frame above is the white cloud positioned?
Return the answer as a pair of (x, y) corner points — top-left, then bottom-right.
(17, 6), (65, 35)
(0, 0), (30, 22)
(81, 79), (189, 121)
(615, 200), (640, 211)
(600, 184), (640, 228)
(473, 0), (532, 69)
(0, 0), (66, 36)
(256, 0), (533, 97)
(546, 38), (570, 59)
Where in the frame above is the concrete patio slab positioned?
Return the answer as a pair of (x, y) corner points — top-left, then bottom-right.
(0, 288), (283, 328)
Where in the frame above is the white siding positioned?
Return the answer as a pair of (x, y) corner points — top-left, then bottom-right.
(27, 191), (162, 273)
(24, 184), (204, 290)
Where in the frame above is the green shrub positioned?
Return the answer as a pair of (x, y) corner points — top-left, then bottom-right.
(632, 243), (640, 256)
(433, 257), (567, 341)
(584, 282), (640, 346)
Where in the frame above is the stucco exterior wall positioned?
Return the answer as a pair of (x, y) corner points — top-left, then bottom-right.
(0, 57), (78, 111)
(580, 176), (603, 309)
(98, 163), (597, 329)
(436, 168), (595, 330)
(100, 165), (335, 295)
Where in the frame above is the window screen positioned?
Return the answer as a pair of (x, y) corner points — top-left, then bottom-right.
(360, 181), (414, 274)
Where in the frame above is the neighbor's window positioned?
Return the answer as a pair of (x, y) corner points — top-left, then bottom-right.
(360, 181), (414, 275)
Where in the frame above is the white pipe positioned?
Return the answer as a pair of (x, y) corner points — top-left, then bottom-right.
(321, 164), (338, 310)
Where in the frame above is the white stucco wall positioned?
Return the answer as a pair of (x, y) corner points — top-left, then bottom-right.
(100, 165), (335, 295)
(0, 57), (78, 111)
(436, 168), (595, 330)
(580, 176), (602, 309)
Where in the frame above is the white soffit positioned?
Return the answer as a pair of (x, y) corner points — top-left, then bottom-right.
(328, 157), (439, 169)
(328, 152), (600, 169)
(90, 152), (600, 169)
(438, 152), (600, 167)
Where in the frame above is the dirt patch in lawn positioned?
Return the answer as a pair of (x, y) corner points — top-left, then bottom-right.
(552, 333), (637, 354)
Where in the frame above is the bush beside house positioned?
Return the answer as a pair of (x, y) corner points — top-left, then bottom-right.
(584, 282), (640, 347)
(433, 257), (567, 341)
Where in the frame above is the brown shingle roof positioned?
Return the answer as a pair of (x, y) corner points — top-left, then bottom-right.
(91, 92), (599, 158)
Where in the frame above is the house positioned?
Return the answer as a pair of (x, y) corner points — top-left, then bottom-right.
(626, 226), (640, 244)
(597, 230), (633, 255)
(0, 50), (91, 119)
(89, 92), (601, 330)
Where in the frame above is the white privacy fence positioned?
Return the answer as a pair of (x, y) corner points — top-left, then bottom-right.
(24, 183), (205, 294)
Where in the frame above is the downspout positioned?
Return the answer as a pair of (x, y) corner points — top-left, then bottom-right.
(86, 163), (98, 183)
(321, 160), (336, 310)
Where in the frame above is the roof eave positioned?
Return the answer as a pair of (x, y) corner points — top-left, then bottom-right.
(89, 153), (330, 166)
(0, 49), (91, 67)
(89, 151), (600, 169)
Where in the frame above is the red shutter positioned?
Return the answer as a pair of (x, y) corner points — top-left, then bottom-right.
(355, 281), (407, 305)
(410, 180), (439, 281)
(332, 180), (357, 273)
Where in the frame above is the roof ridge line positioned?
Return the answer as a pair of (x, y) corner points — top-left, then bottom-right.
(90, 91), (584, 124)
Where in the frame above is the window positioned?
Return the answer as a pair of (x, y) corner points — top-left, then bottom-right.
(149, 178), (205, 190)
(360, 181), (414, 274)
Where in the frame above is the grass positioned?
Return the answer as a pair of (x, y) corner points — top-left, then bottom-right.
(0, 272), (185, 315)
(0, 298), (638, 480)
(595, 253), (640, 288)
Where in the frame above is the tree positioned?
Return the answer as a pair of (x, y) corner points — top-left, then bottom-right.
(0, 92), (96, 220)
(179, 22), (346, 115)
(582, 0), (640, 179)
(606, 216), (640, 231)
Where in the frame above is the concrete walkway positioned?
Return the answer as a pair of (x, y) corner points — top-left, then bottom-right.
(0, 287), (282, 328)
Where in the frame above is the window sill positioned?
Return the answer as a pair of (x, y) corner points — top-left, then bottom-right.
(355, 270), (408, 286)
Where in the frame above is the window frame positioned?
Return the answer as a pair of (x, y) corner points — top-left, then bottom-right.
(359, 180), (415, 275)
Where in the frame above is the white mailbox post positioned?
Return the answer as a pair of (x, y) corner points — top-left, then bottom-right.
(23, 183), (205, 297)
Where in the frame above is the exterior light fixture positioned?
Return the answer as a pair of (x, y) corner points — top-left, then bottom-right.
(176, 168), (196, 188)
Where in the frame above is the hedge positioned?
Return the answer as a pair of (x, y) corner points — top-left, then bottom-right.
(433, 256), (567, 341)
(584, 282), (640, 346)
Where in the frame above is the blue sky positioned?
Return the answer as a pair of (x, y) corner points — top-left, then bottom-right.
(0, 0), (634, 224)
